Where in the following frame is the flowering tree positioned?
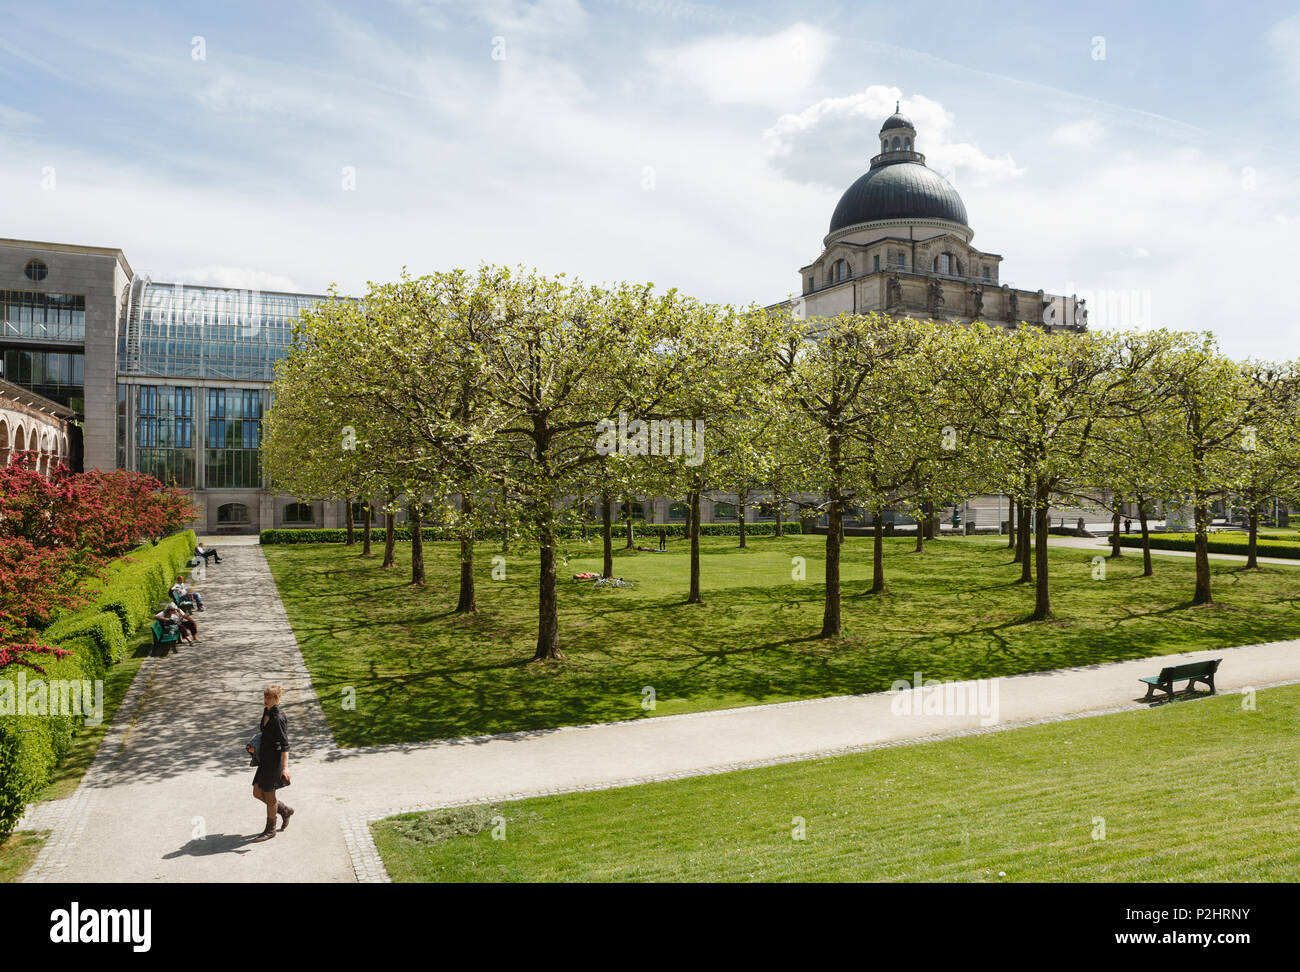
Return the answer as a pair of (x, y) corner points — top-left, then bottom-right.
(0, 452), (195, 672)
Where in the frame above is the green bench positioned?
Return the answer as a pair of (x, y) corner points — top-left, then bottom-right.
(151, 619), (181, 655)
(1139, 658), (1220, 703)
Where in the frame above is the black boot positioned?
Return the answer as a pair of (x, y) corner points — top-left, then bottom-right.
(252, 817), (277, 843)
(277, 801), (295, 831)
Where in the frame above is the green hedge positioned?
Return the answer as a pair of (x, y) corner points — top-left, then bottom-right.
(0, 530), (196, 840)
(0, 648), (86, 838)
(1116, 534), (1300, 560)
(261, 522), (803, 544)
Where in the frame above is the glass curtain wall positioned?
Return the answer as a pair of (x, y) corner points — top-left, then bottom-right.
(2, 349), (85, 412)
(134, 385), (196, 487)
(1, 290), (86, 342)
(124, 283), (330, 381)
(205, 388), (263, 488)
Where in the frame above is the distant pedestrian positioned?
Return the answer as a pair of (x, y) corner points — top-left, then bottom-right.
(657, 526), (667, 550)
(1124, 518), (1132, 534)
(247, 684), (293, 843)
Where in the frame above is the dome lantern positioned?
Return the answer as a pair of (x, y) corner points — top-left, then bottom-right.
(879, 101), (917, 155)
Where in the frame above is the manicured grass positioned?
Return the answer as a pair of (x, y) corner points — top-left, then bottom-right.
(372, 684), (1300, 882)
(265, 535), (1300, 745)
(0, 831), (48, 883)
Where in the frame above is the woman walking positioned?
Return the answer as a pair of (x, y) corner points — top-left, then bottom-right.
(247, 684), (294, 843)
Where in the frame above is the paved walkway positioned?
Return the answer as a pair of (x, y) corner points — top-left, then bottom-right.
(20, 539), (1300, 882)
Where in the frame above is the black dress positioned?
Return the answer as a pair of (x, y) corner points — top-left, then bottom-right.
(252, 705), (290, 790)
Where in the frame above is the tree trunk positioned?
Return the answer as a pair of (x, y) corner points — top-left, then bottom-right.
(1017, 500), (1033, 582)
(774, 495), (784, 538)
(382, 487), (396, 568)
(345, 497), (355, 546)
(1246, 506), (1259, 570)
(601, 492), (614, 578)
(820, 491), (843, 637)
(1031, 483), (1052, 620)
(500, 483), (510, 554)
(923, 499), (936, 541)
(915, 512), (924, 553)
(1006, 498), (1016, 550)
(361, 501), (373, 557)
(456, 495), (476, 614)
(1192, 494), (1212, 604)
(533, 519), (561, 660)
(687, 487), (703, 604)
(738, 494), (748, 548)
(1110, 508), (1122, 558)
(409, 501), (425, 585)
(871, 507), (885, 594)
(1138, 503), (1152, 577)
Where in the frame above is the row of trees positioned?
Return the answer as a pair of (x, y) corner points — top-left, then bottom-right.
(0, 455), (195, 671)
(263, 268), (1300, 659)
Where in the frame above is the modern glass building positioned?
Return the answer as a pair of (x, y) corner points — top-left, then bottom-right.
(1, 238), (339, 533)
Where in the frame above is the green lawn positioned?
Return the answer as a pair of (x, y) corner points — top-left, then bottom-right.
(265, 535), (1300, 746)
(372, 683), (1300, 882)
(0, 831), (48, 883)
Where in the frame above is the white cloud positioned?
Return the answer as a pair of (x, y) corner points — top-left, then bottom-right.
(1270, 12), (1300, 87)
(172, 266), (303, 292)
(1051, 119), (1105, 147)
(764, 86), (1025, 187)
(649, 23), (831, 109)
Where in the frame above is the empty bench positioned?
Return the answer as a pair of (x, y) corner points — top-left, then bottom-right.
(1139, 658), (1221, 702)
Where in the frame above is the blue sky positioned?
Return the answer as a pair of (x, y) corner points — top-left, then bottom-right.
(2, 0), (1297, 357)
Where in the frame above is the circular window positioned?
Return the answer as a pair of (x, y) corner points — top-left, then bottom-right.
(24, 259), (48, 282)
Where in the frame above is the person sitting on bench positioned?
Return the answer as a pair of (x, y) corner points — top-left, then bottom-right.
(196, 542), (221, 564)
(171, 576), (204, 611)
(154, 606), (196, 645)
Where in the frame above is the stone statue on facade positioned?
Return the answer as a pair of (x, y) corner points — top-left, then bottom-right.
(970, 285), (984, 318)
(1007, 290), (1019, 321)
(886, 274), (903, 309)
(927, 280), (945, 315)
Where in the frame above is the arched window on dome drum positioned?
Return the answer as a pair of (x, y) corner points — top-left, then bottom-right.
(881, 140), (888, 154)
(904, 138), (911, 150)
(892, 137), (901, 150)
